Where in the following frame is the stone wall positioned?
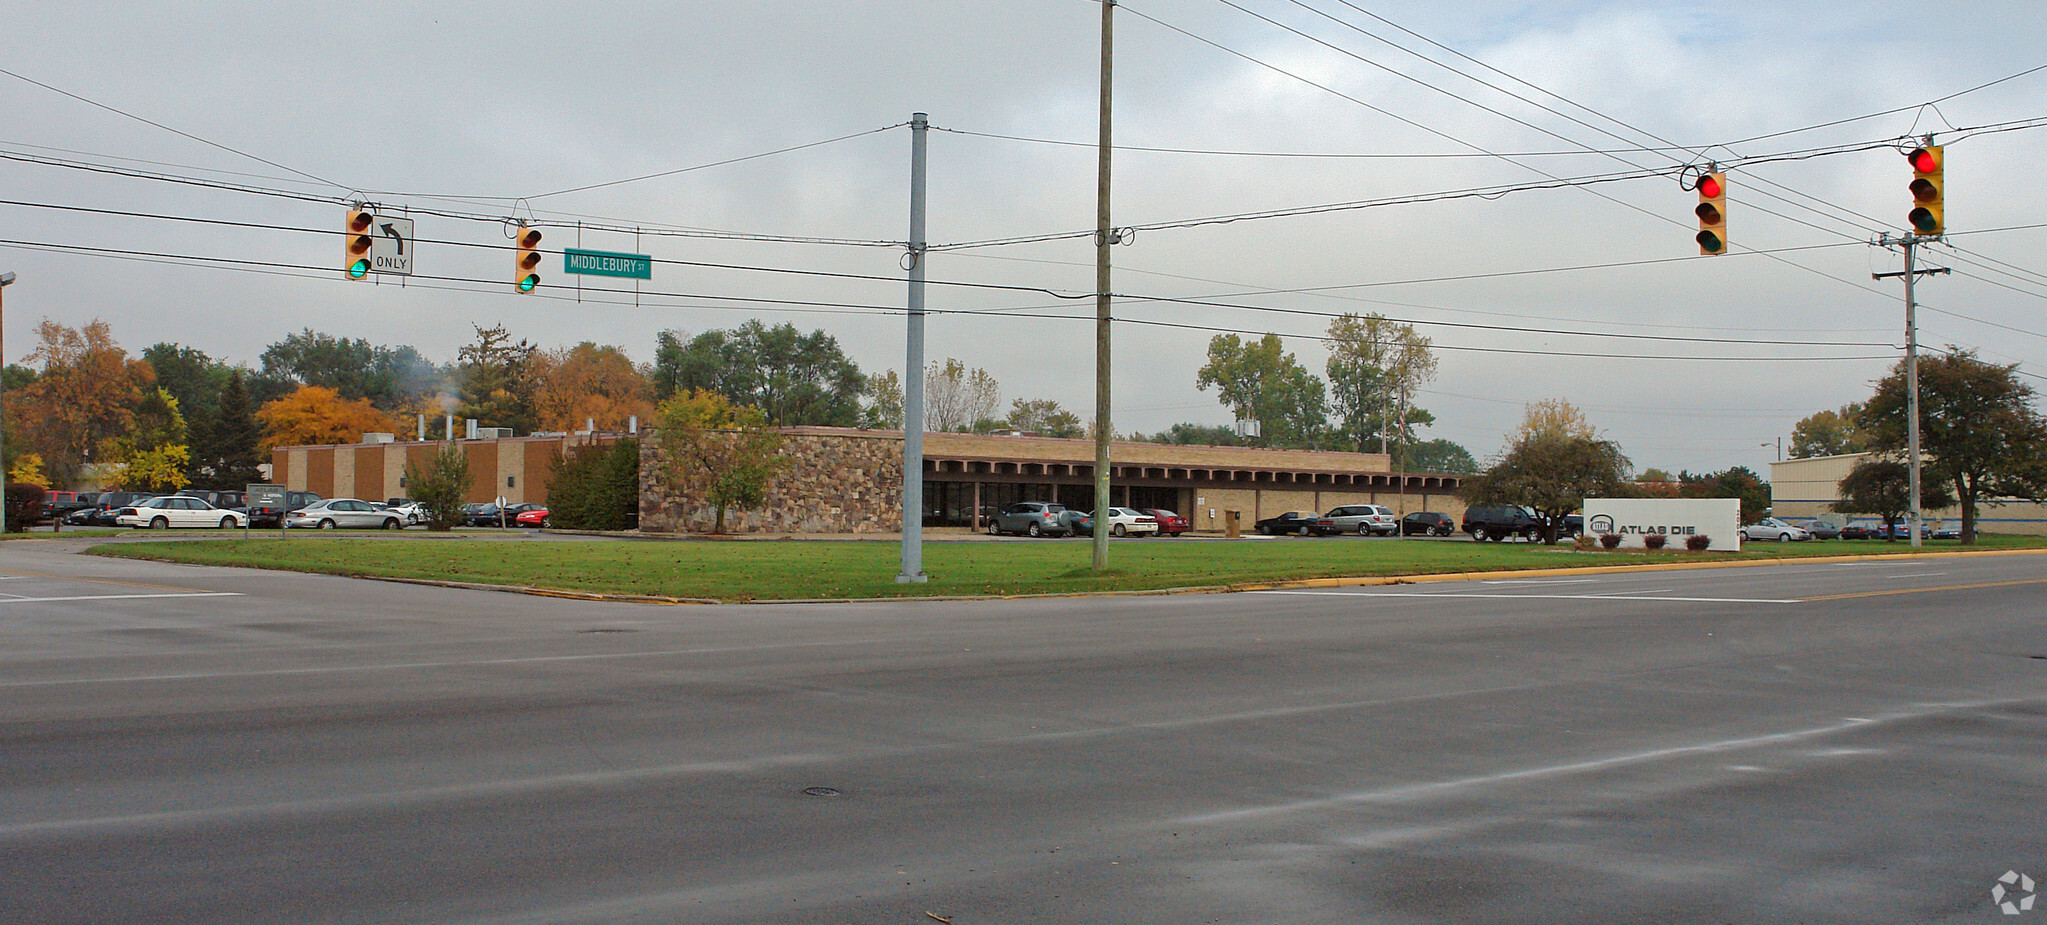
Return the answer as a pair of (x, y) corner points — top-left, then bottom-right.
(640, 429), (905, 534)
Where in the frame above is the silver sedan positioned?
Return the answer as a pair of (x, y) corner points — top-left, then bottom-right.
(286, 498), (408, 530)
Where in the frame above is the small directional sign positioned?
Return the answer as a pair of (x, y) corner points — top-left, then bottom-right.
(370, 216), (414, 276)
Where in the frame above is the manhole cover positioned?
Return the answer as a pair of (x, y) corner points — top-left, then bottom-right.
(802, 787), (842, 797)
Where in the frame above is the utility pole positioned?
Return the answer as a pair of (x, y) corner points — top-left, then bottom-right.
(0, 272), (13, 536)
(898, 113), (929, 584)
(1091, 0), (1115, 572)
(1874, 234), (1950, 549)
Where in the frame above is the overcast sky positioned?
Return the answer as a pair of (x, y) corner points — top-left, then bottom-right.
(4, 1), (2044, 474)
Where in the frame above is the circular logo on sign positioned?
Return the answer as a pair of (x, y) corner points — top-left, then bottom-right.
(1588, 514), (1615, 535)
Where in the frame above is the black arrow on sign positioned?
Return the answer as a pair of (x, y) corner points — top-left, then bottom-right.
(379, 223), (406, 255)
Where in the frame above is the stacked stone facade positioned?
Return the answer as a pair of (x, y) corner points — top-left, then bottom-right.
(640, 429), (905, 534)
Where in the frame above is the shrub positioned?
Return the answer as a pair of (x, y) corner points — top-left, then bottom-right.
(547, 438), (640, 531)
(1643, 533), (1667, 550)
(1599, 533), (1622, 549)
(4, 483), (46, 532)
(1685, 534), (1712, 552)
(406, 445), (473, 532)
(1573, 534), (1599, 551)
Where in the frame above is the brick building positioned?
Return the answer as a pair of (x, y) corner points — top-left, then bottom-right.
(274, 427), (1465, 534)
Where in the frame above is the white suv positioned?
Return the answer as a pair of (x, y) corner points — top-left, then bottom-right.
(1317, 504), (1397, 536)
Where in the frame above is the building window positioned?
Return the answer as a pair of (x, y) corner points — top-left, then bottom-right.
(506, 476), (516, 488)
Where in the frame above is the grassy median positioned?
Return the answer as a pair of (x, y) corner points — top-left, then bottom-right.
(83, 533), (2047, 603)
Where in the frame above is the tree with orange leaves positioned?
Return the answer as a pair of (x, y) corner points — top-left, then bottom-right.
(530, 342), (654, 433)
(9, 319), (154, 486)
(256, 385), (400, 451)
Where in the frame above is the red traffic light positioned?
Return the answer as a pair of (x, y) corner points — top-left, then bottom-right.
(1907, 147), (1940, 174)
(1697, 174), (1723, 199)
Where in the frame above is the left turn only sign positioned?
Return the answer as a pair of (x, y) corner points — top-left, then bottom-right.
(370, 216), (414, 275)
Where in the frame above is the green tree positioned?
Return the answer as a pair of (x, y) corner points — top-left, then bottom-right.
(1677, 466), (1773, 524)
(650, 322), (865, 426)
(1861, 349), (2047, 543)
(106, 387), (190, 492)
(406, 445), (473, 531)
(861, 370), (904, 430)
(1462, 434), (1631, 544)
(656, 389), (788, 534)
(1324, 313), (1437, 454)
(143, 343), (231, 428)
(1195, 333), (1327, 449)
(455, 324), (540, 435)
(191, 370), (265, 490)
(1834, 459), (1956, 542)
(925, 358), (1001, 432)
(1403, 438), (1478, 474)
(1789, 403), (1868, 458)
(1006, 398), (1085, 438)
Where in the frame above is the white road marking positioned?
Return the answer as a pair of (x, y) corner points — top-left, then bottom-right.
(0, 592), (244, 605)
(1478, 578), (1602, 586)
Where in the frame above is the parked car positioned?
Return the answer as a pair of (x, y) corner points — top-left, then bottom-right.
(1929, 523), (1962, 540)
(1400, 511), (1456, 537)
(1838, 519), (1880, 540)
(1058, 509), (1094, 537)
(1561, 514), (1584, 538)
(514, 506), (550, 527)
(76, 491), (162, 526)
(464, 503), (540, 527)
(248, 491), (323, 528)
(177, 489), (246, 511)
(1256, 511), (1322, 536)
(1094, 507), (1159, 537)
(116, 495), (247, 529)
(1461, 504), (1546, 542)
(1741, 517), (1811, 542)
(1807, 518), (1844, 540)
(1142, 508), (1190, 536)
(989, 502), (1071, 537)
(380, 500), (427, 524)
(40, 490), (96, 524)
(287, 498), (408, 530)
(1316, 504), (1397, 536)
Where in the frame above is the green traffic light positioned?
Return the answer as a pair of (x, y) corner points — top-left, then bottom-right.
(517, 273), (539, 293)
(1695, 231), (1723, 253)
(348, 258), (370, 279)
(1909, 209), (1941, 233)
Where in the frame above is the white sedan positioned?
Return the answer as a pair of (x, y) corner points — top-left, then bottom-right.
(1741, 517), (1811, 542)
(1093, 507), (1160, 537)
(116, 495), (247, 530)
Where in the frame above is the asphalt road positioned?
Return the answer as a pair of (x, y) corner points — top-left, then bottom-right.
(1, 540), (2042, 923)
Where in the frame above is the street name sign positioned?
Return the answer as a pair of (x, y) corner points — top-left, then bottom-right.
(563, 248), (653, 280)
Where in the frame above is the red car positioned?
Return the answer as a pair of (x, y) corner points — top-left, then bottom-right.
(514, 506), (550, 527)
(1143, 508), (1191, 536)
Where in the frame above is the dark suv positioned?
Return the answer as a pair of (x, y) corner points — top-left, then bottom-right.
(1461, 504), (1547, 542)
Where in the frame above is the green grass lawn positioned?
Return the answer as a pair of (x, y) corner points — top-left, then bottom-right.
(84, 533), (2047, 603)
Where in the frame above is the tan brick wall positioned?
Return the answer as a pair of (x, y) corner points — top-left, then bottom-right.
(1771, 453), (2047, 535)
(641, 429), (904, 534)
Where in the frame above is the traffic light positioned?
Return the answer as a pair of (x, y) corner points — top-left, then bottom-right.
(1907, 145), (1943, 235)
(1695, 172), (1727, 255)
(344, 208), (374, 279)
(513, 225), (542, 292)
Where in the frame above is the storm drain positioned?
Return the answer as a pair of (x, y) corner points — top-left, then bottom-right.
(802, 787), (843, 797)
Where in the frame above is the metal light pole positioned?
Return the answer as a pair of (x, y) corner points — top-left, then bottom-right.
(898, 113), (930, 584)
(0, 271), (13, 535)
(1874, 234), (1949, 549)
(1091, 0), (1115, 571)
